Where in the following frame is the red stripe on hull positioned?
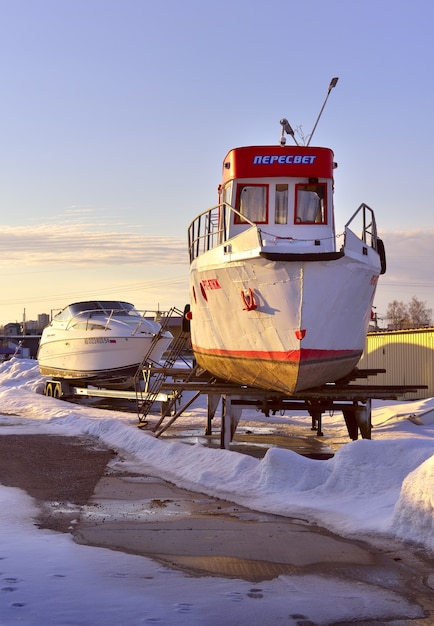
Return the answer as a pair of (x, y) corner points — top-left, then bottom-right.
(192, 345), (359, 363)
(192, 345), (362, 393)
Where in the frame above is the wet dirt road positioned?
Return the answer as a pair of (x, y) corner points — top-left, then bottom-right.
(0, 433), (434, 624)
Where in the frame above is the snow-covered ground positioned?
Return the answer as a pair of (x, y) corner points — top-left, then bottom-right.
(0, 357), (433, 625)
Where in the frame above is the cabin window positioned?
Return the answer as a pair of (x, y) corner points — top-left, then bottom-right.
(222, 183), (232, 205)
(70, 322), (108, 330)
(218, 202), (231, 244)
(294, 183), (327, 224)
(235, 184), (268, 224)
(52, 307), (72, 322)
(275, 184), (288, 224)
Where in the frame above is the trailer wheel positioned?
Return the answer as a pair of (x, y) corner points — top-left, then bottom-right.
(53, 383), (61, 399)
(45, 382), (54, 397)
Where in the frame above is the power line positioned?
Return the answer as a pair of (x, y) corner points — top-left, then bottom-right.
(380, 281), (434, 289)
(0, 275), (188, 308)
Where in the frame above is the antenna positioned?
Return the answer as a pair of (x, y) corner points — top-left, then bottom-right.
(307, 77), (339, 146)
(280, 118), (299, 146)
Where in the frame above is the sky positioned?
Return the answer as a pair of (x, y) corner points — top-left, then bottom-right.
(1, 357), (434, 623)
(1, 0), (434, 326)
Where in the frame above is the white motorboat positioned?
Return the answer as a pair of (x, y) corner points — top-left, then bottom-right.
(187, 90), (386, 394)
(37, 300), (173, 388)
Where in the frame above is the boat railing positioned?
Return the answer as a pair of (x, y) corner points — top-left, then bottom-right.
(344, 203), (379, 249)
(105, 309), (115, 330)
(131, 311), (154, 336)
(188, 203), (256, 262)
(64, 308), (165, 331)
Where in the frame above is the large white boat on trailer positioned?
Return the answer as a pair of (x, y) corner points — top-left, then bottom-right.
(187, 81), (386, 395)
(37, 300), (173, 391)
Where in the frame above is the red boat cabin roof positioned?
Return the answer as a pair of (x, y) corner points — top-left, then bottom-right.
(221, 145), (335, 184)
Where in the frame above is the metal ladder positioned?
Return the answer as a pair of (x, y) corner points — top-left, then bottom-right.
(134, 307), (193, 424)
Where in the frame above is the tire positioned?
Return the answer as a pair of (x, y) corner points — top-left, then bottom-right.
(377, 238), (386, 275)
(182, 304), (191, 333)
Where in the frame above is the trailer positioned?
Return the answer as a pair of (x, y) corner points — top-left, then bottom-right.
(43, 377), (172, 404)
(140, 366), (427, 449)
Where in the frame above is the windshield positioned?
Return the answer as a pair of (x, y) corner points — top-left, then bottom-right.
(54, 301), (137, 320)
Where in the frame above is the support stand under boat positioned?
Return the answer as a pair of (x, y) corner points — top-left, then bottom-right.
(308, 399), (372, 440)
(220, 395), (243, 450)
(342, 399), (372, 440)
(136, 366), (426, 450)
(308, 406), (324, 437)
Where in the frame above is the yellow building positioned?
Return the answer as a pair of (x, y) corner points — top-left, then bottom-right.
(359, 328), (434, 399)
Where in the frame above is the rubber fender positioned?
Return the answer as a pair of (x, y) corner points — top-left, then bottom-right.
(377, 238), (386, 275)
(182, 303), (191, 333)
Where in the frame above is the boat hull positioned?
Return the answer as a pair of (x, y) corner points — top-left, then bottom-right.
(193, 348), (361, 394)
(190, 254), (379, 394)
(38, 333), (173, 388)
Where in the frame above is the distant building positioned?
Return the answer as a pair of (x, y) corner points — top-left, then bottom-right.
(1, 313), (50, 359)
(3, 323), (21, 336)
(25, 320), (39, 332)
(2, 314), (50, 335)
(38, 313), (50, 329)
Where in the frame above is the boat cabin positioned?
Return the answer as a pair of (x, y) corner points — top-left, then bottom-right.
(52, 301), (138, 322)
(188, 144), (342, 262)
(218, 145), (337, 253)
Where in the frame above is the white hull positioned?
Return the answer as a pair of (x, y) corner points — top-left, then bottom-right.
(190, 244), (378, 393)
(38, 334), (172, 387)
(37, 301), (173, 389)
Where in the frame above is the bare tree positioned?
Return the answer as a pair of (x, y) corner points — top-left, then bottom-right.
(408, 296), (432, 328)
(386, 300), (410, 330)
(386, 296), (432, 329)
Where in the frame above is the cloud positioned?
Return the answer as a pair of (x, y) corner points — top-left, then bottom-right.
(2, 222), (432, 287)
(1, 222), (432, 320)
(0, 223), (187, 266)
(374, 228), (434, 315)
(378, 229), (434, 285)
